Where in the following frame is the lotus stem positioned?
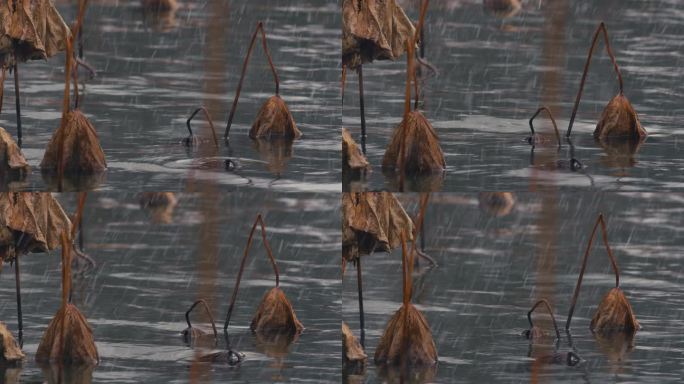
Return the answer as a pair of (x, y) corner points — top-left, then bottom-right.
(14, 253), (22, 344)
(341, 65), (347, 109)
(75, 58), (97, 79)
(185, 299), (218, 340)
(565, 213), (621, 330)
(14, 62), (21, 145)
(356, 258), (365, 348)
(566, 22), (624, 138)
(186, 107), (219, 148)
(529, 106), (561, 147)
(224, 21), (280, 140)
(71, 193), (88, 240)
(527, 299), (560, 340)
(358, 65), (367, 153)
(223, 213), (280, 332)
(0, 67), (5, 115)
(412, 0), (430, 110)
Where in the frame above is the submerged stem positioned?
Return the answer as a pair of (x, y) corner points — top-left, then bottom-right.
(185, 299), (218, 340)
(223, 214), (280, 332)
(224, 22), (280, 140)
(565, 214), (621, 330)
(566, 22), (624, 138)
(186, 106), (219, 148)
(527, 299), (560, 340)
(529, 106), (561, 147)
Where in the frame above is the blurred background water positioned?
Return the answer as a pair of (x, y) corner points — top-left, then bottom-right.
(0, 191), (340, 383)
(343, 192), (684, 383)
(343, 0), (684, 192)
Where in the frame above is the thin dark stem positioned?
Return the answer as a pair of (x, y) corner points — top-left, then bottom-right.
(185, 299), (218, 340)
(15, 255), (22, 345)
(223, 214), (280, 332)
(566, 22), (624, 138)
(565, 214), (621, 330)
(527, 299), (560, 340)
(356, 258), (365, 348)
(186, 107), (219, 148)
(358, 65), (367, 154)
(72, 53), (80, 109)
(75, 58), (97, 78)
(529, 106), (561, 147)
(14, 63), (21, 146)
(419, 0), (426, 59)
(0, 67), (5, 115)
(71, 193), (88, 240)
(224, 21), (280, 140)
(341, 65), (347, 110)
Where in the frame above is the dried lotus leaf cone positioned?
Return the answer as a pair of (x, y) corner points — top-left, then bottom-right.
(250, 287), (303, 335)
(342, 192), (414, 263)
(594, 94), (646, 140)
(382, 110), (445, 174)
(341, 0), (415, 69)
(0, 127), (29, 177)
(35, 232), (98, 365)
(0, 0), (70, 65)
(342, 321), (367, 366)
(249, 96), (301, 139)
(40, 109), (107, 174)
(374, 233), (437, 367)
(0, 322), (24, 363)
(251, 137), (294, 175)
(342, 128), (369, 173)
(590, 287), (639, 333)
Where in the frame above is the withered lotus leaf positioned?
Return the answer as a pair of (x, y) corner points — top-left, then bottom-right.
(249, 95), (301, 139)
(0, 127), (29, 177)
(252, 137), (294, 176)
(342, 128), (369, 173)
(35, 303), (99, 364)
(36, 233), (98, 365)
(0, 322), (24, 362)
(0, 192), (71, 262)
(40, 110), (107, 174)
(250, 287), (303, 335)
(342, 0), (415, 69)
(0, 0), (70, 65)
(342, 192), (414, 262)
(590, 287), (639, 333)
(382, 110), (445, 174)
(342, 321), (367, 365)
(594, 94), (646, 140)
(374, 302), (437, 366)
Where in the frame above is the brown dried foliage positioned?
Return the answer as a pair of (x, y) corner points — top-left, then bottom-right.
(0, 127), (29, 177)
(0, 192), (71, 263)
(594, 94), (646, 140)
(342, 192), (414, 263)
(0, 322), (24, 362)
(252, 137), (294, 175)
(0, 0), (70, 65)
(249, 96), (301, 139)
(342, 321), (367, 365)
(342, 128), (369, 173)
(35, 233), (98, 365)
(382, 110), (445, 175)
(40, 110), (107, 174)
(590, 287), (640, 333)
(478, 192), (515, 217)
(342, 0), (415, 69)
(374, 233), (437, 367)
(250, 287), (303, 335)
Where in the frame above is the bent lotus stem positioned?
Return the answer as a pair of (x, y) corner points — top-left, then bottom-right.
(223, 213), (280, 332)
(529, 106), (561, 147)
(224, 21), (280, 140)
(403, 193), (430, 303)
(565, 213), (620, 330)
(185, 299), (218, 340)
(566, 22), (624, 138)
(527, 299), (561, 340)
(75, 58), (97, 79)
(186, 106), (219, 148)
(71, 193), (88, 240)
(412, 0), (430, 110)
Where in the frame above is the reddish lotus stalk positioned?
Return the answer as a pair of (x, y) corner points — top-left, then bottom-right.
(185, 299), (218, 340)
(223, 214), (280, 331)
(71, 193), (88, 240)
(186, 106), (219, 148)
(224, 22), (280, 140)
(528, 106), (561, 147)
(527, 299), (560, 340)
(566, 22), (624, 138)
(565, 214), (620, 330)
